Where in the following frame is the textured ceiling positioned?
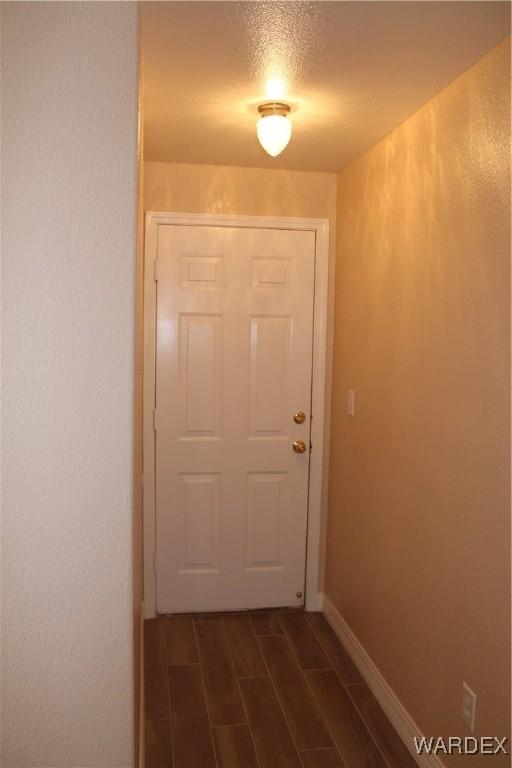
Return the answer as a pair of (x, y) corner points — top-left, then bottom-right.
(141, 1), (510, 172)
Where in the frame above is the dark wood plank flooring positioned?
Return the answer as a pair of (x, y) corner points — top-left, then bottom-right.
(144, 611), (415, 768)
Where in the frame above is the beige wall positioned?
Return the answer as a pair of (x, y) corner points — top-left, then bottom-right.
(144, 160), (337, 597)
(144, 161), (336, 222)
(327, 36), (510, 758)
(134, 41), (145, 767)
(1, 3), (138, 766)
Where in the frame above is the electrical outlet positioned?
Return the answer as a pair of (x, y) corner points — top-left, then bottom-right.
(462, 682), (477, 732)
(347, 390), (355, 416)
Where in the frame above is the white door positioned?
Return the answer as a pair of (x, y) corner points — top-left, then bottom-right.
(154, 224), (315, 613)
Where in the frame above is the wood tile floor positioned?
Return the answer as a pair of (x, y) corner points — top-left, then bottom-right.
(144, 610), (416, 768)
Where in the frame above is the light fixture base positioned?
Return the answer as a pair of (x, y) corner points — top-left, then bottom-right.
(257, 102), (291, 118)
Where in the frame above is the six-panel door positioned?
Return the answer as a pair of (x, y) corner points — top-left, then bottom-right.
(155, 225), (315, 613)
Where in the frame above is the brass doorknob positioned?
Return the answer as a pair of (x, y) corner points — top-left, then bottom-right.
(293, 411), (306, 424)
(292, 440), (307, 454)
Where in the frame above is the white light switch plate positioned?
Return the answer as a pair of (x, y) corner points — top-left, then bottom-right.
(462, 682), (477, 732)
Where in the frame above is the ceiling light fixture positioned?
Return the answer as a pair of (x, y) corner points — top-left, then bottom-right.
(256, 102), (292, 157)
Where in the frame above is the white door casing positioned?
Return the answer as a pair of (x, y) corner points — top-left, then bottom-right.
(143, 213), (330, 617)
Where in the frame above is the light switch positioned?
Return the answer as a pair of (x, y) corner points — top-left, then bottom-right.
(462, 682), (477, 732)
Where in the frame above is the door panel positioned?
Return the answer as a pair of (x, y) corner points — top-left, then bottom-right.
(246, 473), (285, 569)
(155, 225), (315, 612)
(179, 314), (222, 435)
(250, 316), (291, 433)
(181, 474), (220, 572)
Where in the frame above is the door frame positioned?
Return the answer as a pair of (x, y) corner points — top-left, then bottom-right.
(143, 211), (330, 618)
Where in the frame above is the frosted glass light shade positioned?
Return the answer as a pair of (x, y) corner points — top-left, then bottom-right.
(257, 114), (292, 157)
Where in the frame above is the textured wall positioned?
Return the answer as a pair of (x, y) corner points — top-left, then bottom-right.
(134, 46), (145, 766)
(327, 37), (510, 757)
(144, 161), (337, 221)
(1, 4), (138, 766)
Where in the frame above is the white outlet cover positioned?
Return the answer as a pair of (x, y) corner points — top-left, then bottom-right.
(462, 682), (477, 732)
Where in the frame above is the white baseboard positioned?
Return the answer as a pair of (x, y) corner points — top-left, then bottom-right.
(322, 595), (445, 768)
(306, 591), (324, 612)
